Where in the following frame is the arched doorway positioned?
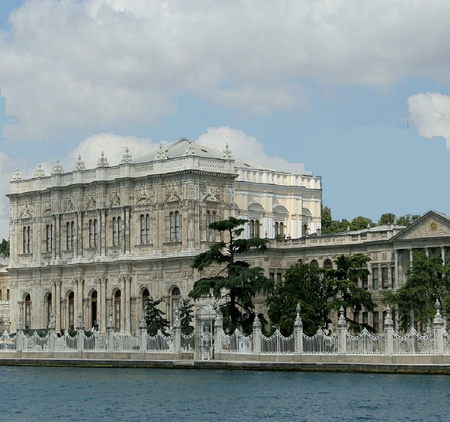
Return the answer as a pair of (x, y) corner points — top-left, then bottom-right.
(114, 290), (121, 332)
(91, 290), (98, 330)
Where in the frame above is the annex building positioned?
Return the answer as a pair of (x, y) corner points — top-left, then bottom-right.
(6, 138), (450, 334)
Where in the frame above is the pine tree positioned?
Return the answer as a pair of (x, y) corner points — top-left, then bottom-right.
(179, 298), (194, 335)
(143, 296), (169, 336)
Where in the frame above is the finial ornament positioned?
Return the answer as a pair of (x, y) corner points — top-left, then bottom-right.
(33, 164), (46, 178)
(74, 155), (86, 171)
(12, 168), (22, 181)
(51, 160), (64, 175)
(183, 139), (196, 156)
(156, 143), (168, 160)
(97, 151), (109, 168)
(223, 143), (232, 159)
(121, 147), (132, 164)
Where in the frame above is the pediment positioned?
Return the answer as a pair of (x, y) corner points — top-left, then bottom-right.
(393, 211), (450, 241)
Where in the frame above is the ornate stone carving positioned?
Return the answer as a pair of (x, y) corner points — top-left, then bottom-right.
(97, 151), (109, 168)
(121, 147), (132, 164)
(85, 196), (96, 210)
(109, 193), (120, 207)
(202, 186), (220, 202)
(223, 143), (232, 159)
(136, 191), (152, 206)
(74, 155), (86, 171)
(402, 219), (450, 239)
(156, 144), (168, 160)
(19, 206), (33, 218)
(165, 186), (182, 203)
(183, 140), (196, 156)
(63, 199), (74, 212)
(51, 161), (64, 175)
(43, 204), (52, 216)
(11, 168), (22, 181)
(33, 164), (46, 178)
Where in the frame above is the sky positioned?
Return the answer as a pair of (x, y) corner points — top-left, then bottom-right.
(1, 0), (450, 240)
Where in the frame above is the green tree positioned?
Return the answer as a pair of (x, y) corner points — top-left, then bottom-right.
(327, 254), (376, 332)
(266, 260), (331, 336)
(383, 251), (450, 332)
(189, 217), (273, 334)
(349, 216), (374, 231)
(378, 213), (396, 225)
(143, 296), (170, 336)
(0, 239), (9, 257)
(266, 254), (376, 335)
(178, 298), (194, 335)
(396, 214), (420, 227)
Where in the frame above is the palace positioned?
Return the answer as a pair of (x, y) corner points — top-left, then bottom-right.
(6, 138), (450, 334)
(6, 138), (321, 333)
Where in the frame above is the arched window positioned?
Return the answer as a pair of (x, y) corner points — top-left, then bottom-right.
(275, 222), (284, 238)
(91, 291), (97, 328)
(324, 259), (333, 269)
(68, 292), (75, 329)
(89, 219), (98, 248)
(113, 217), (122, 246)
(302, 224), (308, 238)
(250, 220), (260, 238)
(47, 293), (52, 326)
(46, 224), (52, 252)
(114, 290), (121, 331)
(310, 260), (319, 267)
(142, 288), (150, 312)
(171, 287), (181, 324)
(23, 226), (31, 253)
(25, 294), (31, 328)
(206, 211), (216, 241)
(170, 211), (181, 242)
(140, 214), (150, 244)
(66, 221), (74, 250)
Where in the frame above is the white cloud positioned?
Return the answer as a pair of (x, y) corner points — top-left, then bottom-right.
(0, 152), (17, 239)
(195, 126), (309, 174)
(408, 93), (450, 149)
(2, 0), (450, 141)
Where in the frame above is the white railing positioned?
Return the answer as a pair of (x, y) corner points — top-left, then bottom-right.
(113, 332), (140, 351)
(221, 329), (253, 353)
(181, 332), (195, 352)
(393, 329), (434, 354)
(302, 330), (338, 354)
(261, 329), (294, 354)
(146, 331), (172, 352)
(346, 329), (385, 354)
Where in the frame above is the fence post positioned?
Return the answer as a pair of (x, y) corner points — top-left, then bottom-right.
(294, 303), (303, 355)
(16, 316), (23, 356)
(337, 306), (347, 355)
(173, 312), (181, 356)
(433, 299), (444, 356)
(252, 314), (261, 356)
(384, 306), (394, 356)
(48, 313), (55, 352)
(139, 312), (147, 353)
(76, 312), (85, 356)
(214, 309), (223, 355)
(107, 308), (114, 352)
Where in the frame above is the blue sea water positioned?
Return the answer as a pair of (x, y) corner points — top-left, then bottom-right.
(0, 366), (449, 421)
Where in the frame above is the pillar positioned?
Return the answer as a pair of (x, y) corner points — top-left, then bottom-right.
(394, 250), (399, 289)
(293, 304), (303, 355)
(252, 314), (261, 355)
(55, 279), (61, 333)
(433, 300), (444, 355)
(100, 208), (106, 257)
(384, 306), (394, 355)
(337, 307), (346, 354)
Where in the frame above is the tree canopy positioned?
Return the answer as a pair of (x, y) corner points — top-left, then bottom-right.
(189, 216), (273, 334)
(0, 239), (9, 257)
(179, 298), (194, 335)
(143, 296), (170, 336)
(266, 254), (376, 335)
(383, 251), (450, 332)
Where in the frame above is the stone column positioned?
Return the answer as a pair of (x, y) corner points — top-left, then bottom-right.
(76, 312), (84, 356)
(173, 310), (181, 356)
(293, 304), (303, 355)
(394, 250), (399, 289)
(107, 308), (114, 352)
(139, 312), (147, 352)
(125, 276), (131, 333)
(252, 314), (261, 356)
(55, 279), (62, 333)
(99, 277), (106, 333)
(125, 206), (131, 254)
(337, 307), (346, 355)
(48, 313), (55, 352)
(384, 306), (394, 356)
(56, 214), (61, 260)
(409, 248), (413, 269)
(73, 212), (78, 259)
(100, 208), (106, 257)
(51, 215), (57, 260)
(121, 207), (126, 255)
(78, 211), (84, 258)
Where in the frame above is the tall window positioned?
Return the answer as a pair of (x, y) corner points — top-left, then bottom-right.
(302, 224), (308, 237)
(68, 292), (74, 329)
(170, 211), (181, 242)
(372, 267), (379, 290)
(142, 288), (150, 311)
(373, 311), (380, 333)
(275, 222), (284, 238)
(89, 219), (98, 248)
(47, 293), (52, 326)
(391, 267), (395, 288)
(66, 221), (74, 250)
(140, 214), (150, 244)
(91, 291), (97, 327)
(25, 294), (31, 327)
(46, 224), (52, 252)
(382, 267), (389, 289)
(113, 217), (122, 246)
(206, 211), (216, 241)
(249, 220), (260, 238)
(171, 287), (181, 324)
(114, 290), (121, 331)
(23, 226), (31, 253)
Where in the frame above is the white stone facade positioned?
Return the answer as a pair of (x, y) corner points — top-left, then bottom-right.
(7, 139), (322, 333)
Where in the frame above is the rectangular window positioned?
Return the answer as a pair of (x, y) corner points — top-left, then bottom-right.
(276, 273), (282, 285)
(206, 211), (215, 241)
(7, 289), (10, 300)
(170, 211), (181, 242)
(373, 311), (379, 333)
(114, 216), (122, 246)
(66, 221), (74, 250)
(23, 226), (31, 254)
(372, 267), (379, 290)
(391, 267), (395, 287)
(363, 312), (368, 326)
(362, 274), (368, 290)
(382, 267), (389, 289)
(269, 272), (274, 282)
(46, 224), (52, 252)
